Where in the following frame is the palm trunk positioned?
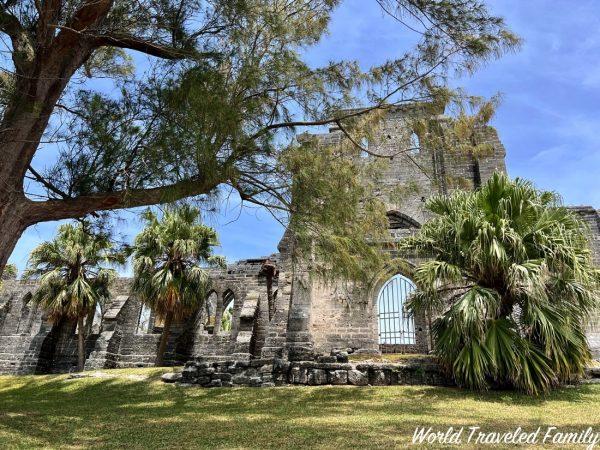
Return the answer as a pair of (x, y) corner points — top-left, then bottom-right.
(427, 309), (434, 351)
(155, 311), (174, 367)
(77, 316), (86, 372)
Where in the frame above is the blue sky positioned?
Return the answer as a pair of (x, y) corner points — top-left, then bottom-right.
(9, 0), (600, 274)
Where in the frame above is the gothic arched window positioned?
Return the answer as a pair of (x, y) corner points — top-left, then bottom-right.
(136, 304), (152, 334)
(221, 290), (235, 332)
(409, 132), (420, 155)
(377, 274), (416, 350)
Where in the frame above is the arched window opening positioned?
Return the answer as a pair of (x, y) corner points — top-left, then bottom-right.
(136, 304), (152, 334)
(91, 302), (103, 334)
(409, 132), (420, 155)
(386, 211), (421, 230)
(16, 293), (33, 334)
(221, 302), (234, 332)
(22, 292), (32, 306)
(221, 290), (235, 333)
(377, 274), (416, 351)
(203, 291), (218, 333)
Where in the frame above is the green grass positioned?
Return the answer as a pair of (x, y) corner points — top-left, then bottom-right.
(1, 368), (599, 449)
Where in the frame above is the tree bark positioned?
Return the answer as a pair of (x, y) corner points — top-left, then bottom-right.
(155, 311), (173, 367)
(0, 174), (221, 278)
(77, 315), (86, 372)
(0, 198), (30, 272)
(0, 1), (228, 279)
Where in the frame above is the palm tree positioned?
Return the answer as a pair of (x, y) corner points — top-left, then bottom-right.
(131, 205), (225, 366)
(0, 263), (17, 287)
(25, 223), (123, 372)
(403, 172), (599, 394)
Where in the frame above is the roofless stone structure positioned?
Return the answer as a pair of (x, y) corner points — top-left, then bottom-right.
(1, 109), (598, 376)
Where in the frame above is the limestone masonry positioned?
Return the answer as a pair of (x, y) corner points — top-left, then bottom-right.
(1, 109), (599, 376)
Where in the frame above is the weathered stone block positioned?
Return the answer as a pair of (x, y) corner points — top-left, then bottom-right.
(289, 367), (307, 384)
(317, 355), (337, 363)
(335, 352), (349, 363)
(348, 369), (368, 386)
(328, 370), (348, 385)
(371, 369), (390, 386)
(273, 373), (287, 385)
(261, 373), (273, 382)
(232, 374), (252, 385)
(196, 376), (211, 385)
(248, 377), (263, 387)
(161, 372), (182, 383)
(182, 366), (198, 375)
(207, 379), (222, 388)
(585, 367), (600, 378)
(234, 361), (249, 369)
(259, 364), (274, 373)
(249, 358), (274, 367)
(288, 346), (315, 362)
(213, 372), (232, 382)
(272, 358), (290, 373)
(307, 369), (327, 385)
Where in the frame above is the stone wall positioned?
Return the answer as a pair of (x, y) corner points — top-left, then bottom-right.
(0, 259), (274, 374)
(569, 207), (600, 358)
(179, 356), (452, 388)
(1, 109), (598, 374)
(282, 110), (509, 358)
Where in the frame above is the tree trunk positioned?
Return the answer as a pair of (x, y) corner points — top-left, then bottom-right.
(77, 315), (86, 372)
(427, 309), (434, 351)
(155, 311), (174, 367)
(0, 1), (222, 278)
(0, 199), (29, 275)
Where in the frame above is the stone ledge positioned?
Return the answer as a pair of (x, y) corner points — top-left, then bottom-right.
(176, 357), (453, 388)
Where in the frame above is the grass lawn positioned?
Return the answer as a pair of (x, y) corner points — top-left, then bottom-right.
(0, 368), (599, 449)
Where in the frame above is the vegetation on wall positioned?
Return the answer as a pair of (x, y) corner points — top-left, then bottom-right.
(404, 172), (600, 394)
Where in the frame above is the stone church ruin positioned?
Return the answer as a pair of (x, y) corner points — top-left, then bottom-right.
(1, 109), (599, 381)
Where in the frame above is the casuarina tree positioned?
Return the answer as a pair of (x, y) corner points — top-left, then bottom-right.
(24, 223), (124, 371)
(0, 0), (519, 280)
(404, 172), (600, 394)
(131, 205), (225, 366)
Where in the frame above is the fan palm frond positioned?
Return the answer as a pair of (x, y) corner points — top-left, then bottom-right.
(405, 172), (599, 394)
(131, 205), (224, 366)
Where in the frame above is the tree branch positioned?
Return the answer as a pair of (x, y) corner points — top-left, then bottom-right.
(0, 5), (34, 72)
(27, 164), (70, 200)
(93, 33), (216, 60)
(23, 175), (223, 224)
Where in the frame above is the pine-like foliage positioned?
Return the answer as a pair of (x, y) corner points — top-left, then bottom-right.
(0, 0), (522, 281)
(403, 172), (600, 394)
(131, 205), (224, 365)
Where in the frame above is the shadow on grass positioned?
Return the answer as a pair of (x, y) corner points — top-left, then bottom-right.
(0, 375), (599, 449)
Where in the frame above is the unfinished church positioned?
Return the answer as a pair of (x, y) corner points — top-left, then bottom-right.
(1, 109), (599, 376)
